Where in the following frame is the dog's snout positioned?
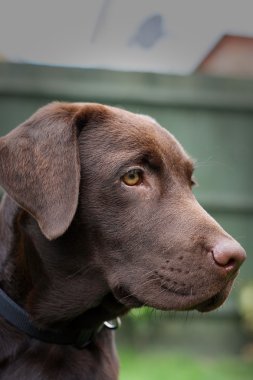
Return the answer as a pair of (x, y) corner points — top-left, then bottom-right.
(211, 239), (246, 272)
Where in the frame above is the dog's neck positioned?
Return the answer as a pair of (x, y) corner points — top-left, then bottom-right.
(0, 194), (128, 332)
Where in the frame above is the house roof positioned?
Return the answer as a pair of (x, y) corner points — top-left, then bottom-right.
(196, 35), (253, 76)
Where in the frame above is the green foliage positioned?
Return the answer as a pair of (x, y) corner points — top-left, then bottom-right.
(239, 282), (253, 333)
(119, 350), (253, 380)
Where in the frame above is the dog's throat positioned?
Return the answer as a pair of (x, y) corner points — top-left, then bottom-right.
(0, 288), (121, 349)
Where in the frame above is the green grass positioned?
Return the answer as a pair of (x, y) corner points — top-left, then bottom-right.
(119, 349), (253, 380)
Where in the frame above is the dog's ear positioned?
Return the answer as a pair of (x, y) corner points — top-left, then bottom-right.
(0, 102), (85, 240)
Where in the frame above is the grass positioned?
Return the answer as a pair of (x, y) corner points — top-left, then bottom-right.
(119, 349), (253, 380)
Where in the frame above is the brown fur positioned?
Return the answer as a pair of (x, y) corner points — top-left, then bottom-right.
(0, 103), (245, 379)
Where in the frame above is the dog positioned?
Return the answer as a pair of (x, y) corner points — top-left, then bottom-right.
(0, 102), (246, 379)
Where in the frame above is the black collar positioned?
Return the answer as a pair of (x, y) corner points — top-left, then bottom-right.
(0, 288), (121, 349)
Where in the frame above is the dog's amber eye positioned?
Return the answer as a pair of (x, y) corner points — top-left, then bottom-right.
(122, 169), (142, 186)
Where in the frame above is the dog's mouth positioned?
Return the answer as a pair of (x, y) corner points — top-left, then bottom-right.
(113, 279), (234, 313)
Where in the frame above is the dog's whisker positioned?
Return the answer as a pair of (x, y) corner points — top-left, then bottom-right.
(119, 277), (159, 302)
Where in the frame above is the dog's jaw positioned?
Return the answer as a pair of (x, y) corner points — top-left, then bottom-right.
(111, 278), (235, 313)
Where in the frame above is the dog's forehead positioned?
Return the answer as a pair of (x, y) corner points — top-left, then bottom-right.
(102, 106), (191, 167)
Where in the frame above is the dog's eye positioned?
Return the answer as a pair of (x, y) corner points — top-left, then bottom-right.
(122, 169), (143, 186)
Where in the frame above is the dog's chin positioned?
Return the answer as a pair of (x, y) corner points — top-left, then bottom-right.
(113, 281), (234, 313)
(194, 284), (233, 312)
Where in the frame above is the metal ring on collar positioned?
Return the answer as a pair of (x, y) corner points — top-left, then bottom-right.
(104, 317), (121, 330)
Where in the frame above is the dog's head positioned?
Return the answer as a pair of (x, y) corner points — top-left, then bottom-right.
(0, 102), (246, 316)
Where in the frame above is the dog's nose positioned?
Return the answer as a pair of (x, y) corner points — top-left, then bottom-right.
(211, 239), (246, 272)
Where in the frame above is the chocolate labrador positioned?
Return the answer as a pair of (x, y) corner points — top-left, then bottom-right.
(0, 102), (246, 379)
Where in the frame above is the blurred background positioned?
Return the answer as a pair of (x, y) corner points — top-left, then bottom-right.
(0, 0), (253, 379)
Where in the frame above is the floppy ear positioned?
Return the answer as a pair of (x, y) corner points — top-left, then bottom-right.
(0, 102), (82, 240)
